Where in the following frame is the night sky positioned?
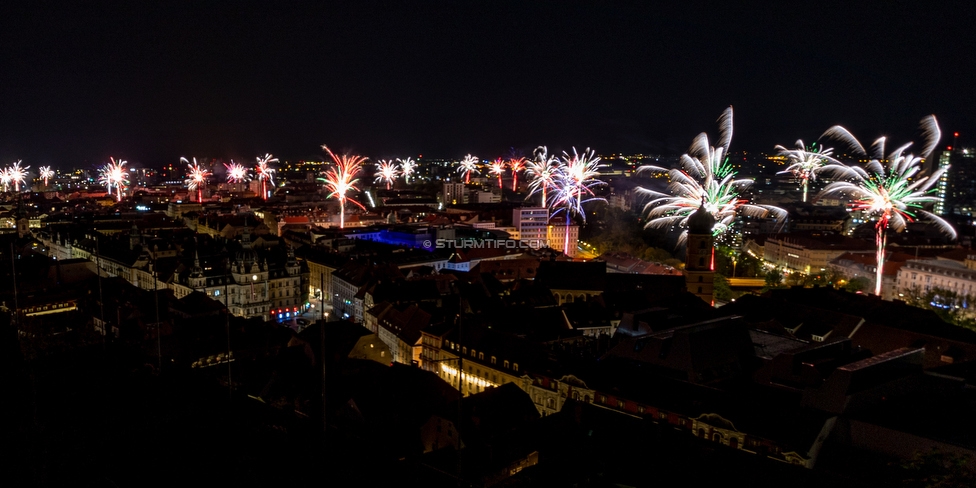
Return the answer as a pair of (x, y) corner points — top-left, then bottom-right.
(2, 0), (975, 169)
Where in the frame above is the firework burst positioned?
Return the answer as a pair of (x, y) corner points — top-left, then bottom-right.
(490, 158), (506, 189)
(319, 145), (367, 229)
(818, 115), (955, 296)
(549, 147), (607, 255)
(256, 154), (277, 200)
(527, 146), (559, 206)
(457, 154), (479, 184)
(374, 160), (400, 190)
(183, 157), (210, 203)
(224, 161), (249, 184)
(776, 141), (838, 202)
(39, 166), (54, 187)
(0, 167), (12, 192)
(508, 150), (527, 192)
(97, 158), (127, 201)
(7, 160), (29, 193)
(638, 107), (785, 247)
(398, 157), (416, 184)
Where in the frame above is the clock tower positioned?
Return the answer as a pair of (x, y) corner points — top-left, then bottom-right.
(685, 205), (716, 305)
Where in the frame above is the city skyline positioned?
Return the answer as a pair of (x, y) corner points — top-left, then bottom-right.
(2, 2), (976, 166)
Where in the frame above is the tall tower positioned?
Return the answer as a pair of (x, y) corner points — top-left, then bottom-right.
(685, 205), (715, 305)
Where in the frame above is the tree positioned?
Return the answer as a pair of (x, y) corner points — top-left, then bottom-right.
(785, 272), (806, 287)
(803, 268), (841, 288)
(764, 269), (784, 290)
(895, 448), (976, 488)
(903, 285), (976, 331)
(844, 276), (870, 293)
(714, 274), (733, 302)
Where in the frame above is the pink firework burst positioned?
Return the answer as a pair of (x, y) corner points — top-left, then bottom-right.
(320, 145), (367, 229)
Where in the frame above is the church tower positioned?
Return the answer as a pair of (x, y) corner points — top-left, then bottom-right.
(15, 198), (29, 239)
(685, 205), (715, 305)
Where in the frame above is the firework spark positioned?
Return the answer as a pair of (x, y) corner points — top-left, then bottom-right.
(508, 151), (527, 192)
(490, 158), (505, 189)
(457, 154), (479, 184)
(549, 147), (607, 255)
(183, 157), (210, 203)
(775, 141), (838, 202)
(256, 154), (277, 200)
(7, 160), (29, 193)
(638, 107), (785, 247)
(320, 145), (367, 229)
(224, 161), (249, 184)
(527, 146), (559, 206)
(375, 160), (400, 190)
(39, 166), (54, 187)
(818, 115), (955, 296)
(0, 167), (11, 192)
(97, 158), (127, 201)
(398, 157), (416, 184)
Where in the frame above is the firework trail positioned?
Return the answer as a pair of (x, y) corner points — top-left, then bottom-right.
(39, 166), (54, 187)
(527, 146), (559, 206)
(224, 161), (249, 184)
(256, 154), (277, 200)
(637, 107), (786, 247)
(550, 147), (607, 255)
(183, 157), (210, 203)
(490, 158), (505, 189)
(508, 150), (527, 192)
(375, 160), (400, 190)
(457, 154), (479, 184)
(818, 115), (955, 296)
(775, 141), (838, 202)
(320, 145), (367, 229)
(398, 157), (416, 184)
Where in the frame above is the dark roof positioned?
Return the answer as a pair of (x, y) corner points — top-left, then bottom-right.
(536, 261), (607, 291)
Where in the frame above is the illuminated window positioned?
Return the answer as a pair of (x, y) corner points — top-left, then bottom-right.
(490, 356), (496, 364)
(478, 352), (484, 360)
(513, 363), (518, 372)
(504, 360), (510, 368)
(462, 347), (467, 354)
